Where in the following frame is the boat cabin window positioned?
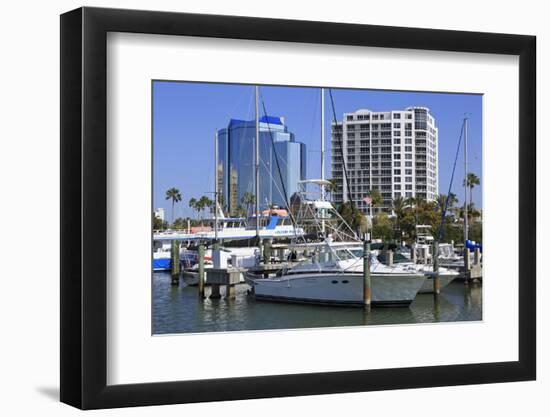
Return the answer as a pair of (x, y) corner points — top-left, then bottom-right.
(247, 217), (269, 228)
(334, 248), (362, 260)
(224, 220), (244, 228)
(276, 217), (291, 226)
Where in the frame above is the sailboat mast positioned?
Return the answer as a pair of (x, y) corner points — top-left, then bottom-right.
(463, 117), (469, 242)
(255, 86), (260, 239)
(321, 88), (326, 234)
(321, 88), (326, 194)
(214, 129), (219, 242)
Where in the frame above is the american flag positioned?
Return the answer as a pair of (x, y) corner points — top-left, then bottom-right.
(363, 196), (372, 205)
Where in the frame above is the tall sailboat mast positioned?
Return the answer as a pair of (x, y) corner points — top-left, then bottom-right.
(255, 86), (260, 239)
(463, 116), (469, 242)
(214, 129), (219, 242)
(320, 88), (326, 234)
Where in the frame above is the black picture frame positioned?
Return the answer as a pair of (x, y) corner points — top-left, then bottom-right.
(60, 6), (536, 410)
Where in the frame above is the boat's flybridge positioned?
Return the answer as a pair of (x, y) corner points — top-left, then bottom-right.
(292, 179), (360, 242)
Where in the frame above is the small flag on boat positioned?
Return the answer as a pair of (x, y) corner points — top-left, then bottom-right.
(363, 196), (372, 205)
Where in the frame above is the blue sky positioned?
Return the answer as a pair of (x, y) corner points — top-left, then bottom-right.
(153, 81), (482, 220)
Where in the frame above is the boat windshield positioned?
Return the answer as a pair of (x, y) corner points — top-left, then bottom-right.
(333, 247), (363, 260)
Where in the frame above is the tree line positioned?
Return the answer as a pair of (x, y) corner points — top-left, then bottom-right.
(331, 172), (482, 244)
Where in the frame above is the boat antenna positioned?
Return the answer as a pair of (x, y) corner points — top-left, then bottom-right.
(255, 86), (260, 240)
(320, 88), (326, 235)
(463, 115), (469, 243)
(214, 129), (219, 243)
(437, 118), (465, 241)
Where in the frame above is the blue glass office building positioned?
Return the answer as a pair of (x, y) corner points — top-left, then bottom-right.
(217, 116), (306, 215)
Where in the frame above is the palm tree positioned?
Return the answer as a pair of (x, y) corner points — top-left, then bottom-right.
(391, 195), (406, 242)
(165, 187), (182, 226)
(196, 196), (213, 221)
(436, 194), (447, 213)
(405, 195), (425, 236)
(367, 189), (383, 215)
(436, 193), (458, 214)
(241, 192), (256, 216)
(392, 195), (406, 229)
(188, 197), (198, 219)
(458, 202), (481, 224)
(463, 172), (480, 207)
(326, 178), (339, 201)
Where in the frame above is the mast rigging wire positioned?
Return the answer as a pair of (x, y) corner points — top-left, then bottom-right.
(437, 119), (465, 242)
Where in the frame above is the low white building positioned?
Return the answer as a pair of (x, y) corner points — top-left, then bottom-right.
(154, 208), (165, 221)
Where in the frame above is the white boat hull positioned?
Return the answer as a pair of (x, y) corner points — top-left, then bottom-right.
(250, 272), (426, 307)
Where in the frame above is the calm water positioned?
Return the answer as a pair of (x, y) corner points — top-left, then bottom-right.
(152, 272), (482, 334)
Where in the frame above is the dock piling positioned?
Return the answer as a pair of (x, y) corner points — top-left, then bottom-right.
(432, 241), (440, 295)
(170, 240), (180, 286)
(411, 243), (417, 264)
(464, 247), (471, 284)
(198, 243), (205, 299)
(470, 247), (482, 283)
(209, 284), (221, 299)
(386, 246), (393, 266)
(263, 239), (272, 264)
(257, 237), (263, 264)
(363, 240), (372, 311)
(474, 247), (481, 265)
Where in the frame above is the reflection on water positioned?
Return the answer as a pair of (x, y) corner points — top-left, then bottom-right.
(152, 272), (482, 335)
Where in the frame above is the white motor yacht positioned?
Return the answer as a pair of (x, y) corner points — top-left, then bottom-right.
(247, 239), (426, 307)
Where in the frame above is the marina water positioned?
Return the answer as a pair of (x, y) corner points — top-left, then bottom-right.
(153, 272), (482, 335)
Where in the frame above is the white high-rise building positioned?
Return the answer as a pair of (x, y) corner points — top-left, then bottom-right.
(331, 107), (438, 214)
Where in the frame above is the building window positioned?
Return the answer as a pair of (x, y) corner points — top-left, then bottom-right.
(406, 192), (413, 197)
(405, 177), (412, 182)
(347, 115), (354, 121)
(405, 169), (412, 175)
(405, 138), (412, 144)
(406, 184), (413, 190)
(379, 114), (384, 120)
(393, 123), (401, 128)
(395, 185), (401, 191)
(394, 130), (401, 136)
(393, 138), (401, 144)
(372, 114), (379, 120)
(394, 113), (401, 119)
(394, 154), (401, 159)
(394, 161), (401, 167)
(405, 146), (412, 152)
(394, 146), (401, 152)
(405, 154), (412, 160)
(405, 161), (413, 167)
(394, 169), (401, 175)
(394, 177), (401, 182)
(406, 114), (413, 119)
